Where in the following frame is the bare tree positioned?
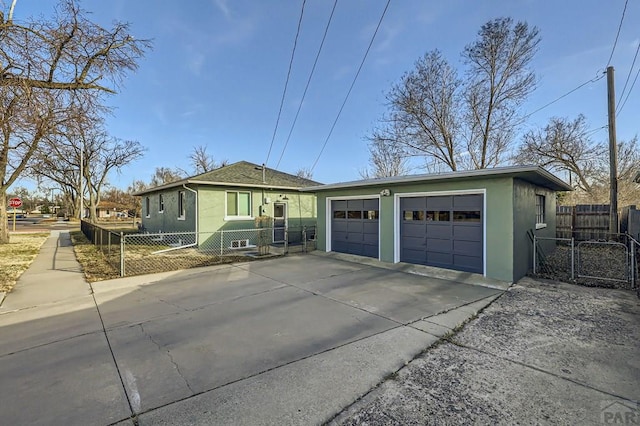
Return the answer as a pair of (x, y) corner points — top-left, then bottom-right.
(0, 0), (149, 242)
(32, 120), (145, 222)
(515, 115), (640, 205)
(360, 127), (411, 178)
(149, 167), (184, 187)
(463, 18), (540, 168)
(378, 50), (462, 171)
(367, 18), (539, 174)
(190, 145), (227, 174)
(515, 115), (602, 195)
(295, 167), (314, 180)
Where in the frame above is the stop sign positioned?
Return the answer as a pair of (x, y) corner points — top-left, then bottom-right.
(9, 197), (22, 208)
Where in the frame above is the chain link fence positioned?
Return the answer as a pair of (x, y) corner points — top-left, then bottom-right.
(82, 221), (317, 277)
(533, 233), (639, 290)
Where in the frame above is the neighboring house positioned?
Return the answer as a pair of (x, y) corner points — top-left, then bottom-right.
(91, 201), (130, 219)
(134, 161), (319, 243)
(303, 165), (572, 283)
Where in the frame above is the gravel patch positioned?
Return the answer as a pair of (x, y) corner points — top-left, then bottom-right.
(333, 278), (640, 425)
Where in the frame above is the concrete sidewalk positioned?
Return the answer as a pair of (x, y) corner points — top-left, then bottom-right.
(1, 230), (90, 311)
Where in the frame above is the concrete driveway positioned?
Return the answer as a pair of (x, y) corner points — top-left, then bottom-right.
(0, 253), (502, 425)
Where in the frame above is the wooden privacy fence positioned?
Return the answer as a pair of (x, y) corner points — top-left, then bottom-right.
(557, 204), (640, 240)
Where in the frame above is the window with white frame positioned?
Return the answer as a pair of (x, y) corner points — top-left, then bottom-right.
(226, 191), (251, 218)
(145, 197), (150, 218)
(535, 194), (546, 228)
(158, 193), (164, 213)
(178, 191), (185, 219)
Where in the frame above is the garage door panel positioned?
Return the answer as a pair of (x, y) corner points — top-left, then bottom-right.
(402, 222), (425, 234)
(426, 196), (452, 210)
(427, 251), (453, 266)
(332, 221), (348, 232)
(332, 241), (348, 253)
(347, 221), (363, 233)
(453, 225), (482, 240)
(425, 224), (452, 239)
(402, 197), (426, 210)
(362, 233), (378, 244)
(453, 254), (483, 272)
(347, 199), (364, 210)
(363, 199), (379, 210)
(400, 194), (483, 274)
(453, 194), (483, 208)
(362, 222), (378, 234)
(331, 199), (379, 259)
(333, 200), (347, 210)
(401, 248), (426, 264)
(453, 239), (482, 254)
(402, 236), (424, 250)
(361, 244), (378, 258)
(426, 237), (452, 251)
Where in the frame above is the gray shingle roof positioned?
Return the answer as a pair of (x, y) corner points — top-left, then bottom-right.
(135, 161), (320, 195)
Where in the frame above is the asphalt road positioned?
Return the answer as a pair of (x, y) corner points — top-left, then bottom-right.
(8, 217), (77, 232)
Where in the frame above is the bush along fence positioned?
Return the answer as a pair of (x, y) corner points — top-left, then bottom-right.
(532, 233), (639, 291)
(81, 220), (316, 277)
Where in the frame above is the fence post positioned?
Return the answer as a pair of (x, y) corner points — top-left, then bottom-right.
(284, 226), (288, 254)
(108, 231), (111, 256)
(302, 226), (307, 253)
(570, 238), (575, 281)
(533, 235), (537, 275)
(120, 232), (125, 277)
(220, 230), (224, 256)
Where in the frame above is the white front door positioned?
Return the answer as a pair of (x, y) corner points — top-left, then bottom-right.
(273, 203), (287, 242)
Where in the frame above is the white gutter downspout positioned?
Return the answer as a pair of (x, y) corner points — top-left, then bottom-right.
(151, 184), (199, 255)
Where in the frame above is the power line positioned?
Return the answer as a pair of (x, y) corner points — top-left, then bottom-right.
(521, 70), (605, 122)
(310, 0), (391, 173)
(275, 0), (338, 169)
(265, 0), (307, 166)
(616, 39), (640, 115)
(606, 0), (628, 67)
(617, 63), (640, 115)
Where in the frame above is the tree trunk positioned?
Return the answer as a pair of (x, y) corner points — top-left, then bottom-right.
(0, 189), (9, 243)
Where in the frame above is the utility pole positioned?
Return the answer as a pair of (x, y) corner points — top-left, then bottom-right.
(606, 66), (618, 236)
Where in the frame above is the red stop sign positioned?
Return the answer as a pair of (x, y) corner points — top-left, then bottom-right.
(9, 197), (22, 208)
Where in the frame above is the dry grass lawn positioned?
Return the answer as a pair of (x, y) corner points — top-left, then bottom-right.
(0, 233), (49, 293)
(69, 231), (121, 282)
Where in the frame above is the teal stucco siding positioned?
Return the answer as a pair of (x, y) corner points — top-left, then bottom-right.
(512, 179), (558, 281)
(314, 174), (567, 283)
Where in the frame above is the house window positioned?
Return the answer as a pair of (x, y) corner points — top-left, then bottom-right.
(145, 197), (150, 218)
(535, 194), (546, 229)
(158, 194), (164, 213)
(178, 191), (185, 219)
(226, 191), (251, 218)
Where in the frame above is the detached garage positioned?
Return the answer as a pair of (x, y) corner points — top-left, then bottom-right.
(305, 166), (571, 283)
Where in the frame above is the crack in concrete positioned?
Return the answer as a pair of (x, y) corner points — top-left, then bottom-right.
(444, 337), (636, 403)
(139, 323), (194, 394)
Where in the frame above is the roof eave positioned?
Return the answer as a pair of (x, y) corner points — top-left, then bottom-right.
(302, 166), (572, 192)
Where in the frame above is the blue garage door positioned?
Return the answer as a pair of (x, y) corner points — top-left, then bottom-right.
(331, 199), (379, 258)
(400, 195), (483, 274)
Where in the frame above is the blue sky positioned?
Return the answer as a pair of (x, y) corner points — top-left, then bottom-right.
(11, 0), (640, 189)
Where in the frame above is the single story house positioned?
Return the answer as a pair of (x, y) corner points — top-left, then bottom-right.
(303, 166), (572, 283)
(134, 161), (319, 244)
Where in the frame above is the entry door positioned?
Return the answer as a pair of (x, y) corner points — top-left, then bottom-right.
(273, 203), (287, 242)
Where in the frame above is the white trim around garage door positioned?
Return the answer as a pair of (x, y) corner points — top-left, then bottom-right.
(393, 189), (487, 276)
(325, 195), (381, 260)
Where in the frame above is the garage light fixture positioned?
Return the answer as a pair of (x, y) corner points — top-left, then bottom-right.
(380, 189), (391, 196)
